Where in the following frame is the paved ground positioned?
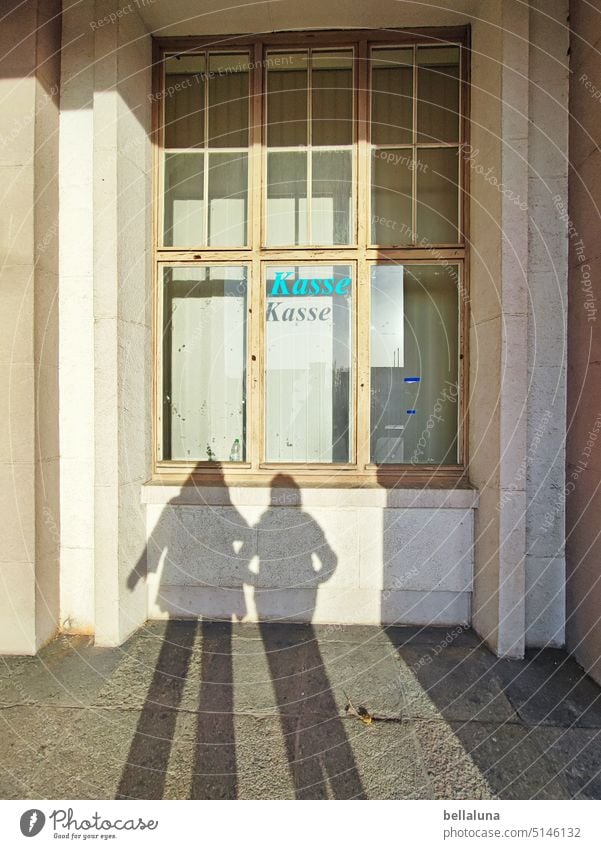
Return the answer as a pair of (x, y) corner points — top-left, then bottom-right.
(1, 622), (601, 799)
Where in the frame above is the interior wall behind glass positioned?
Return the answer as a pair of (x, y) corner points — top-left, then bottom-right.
(208, 55), (249, 147)
(371, 48), (413, 146)
(370, 264), (459, 464)
(164, 54), (205, 148)
(267, 55), (308, 147)
(417, 46), (460, 144)
(163, 153), (204, 247)
(162, 266), (247, 461)
(312, 52), (353, 145)
(416, 148), (459, 244)
(265, 265), (352, 462)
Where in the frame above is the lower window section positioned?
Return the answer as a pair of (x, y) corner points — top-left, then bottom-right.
(370, 264), (459, 464)
(264, 265), (352, 463)
(159, 262), (460, 469)
(162, 265), (247, 462)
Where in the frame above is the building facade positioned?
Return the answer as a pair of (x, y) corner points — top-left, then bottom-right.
(2, 0), (594, 672)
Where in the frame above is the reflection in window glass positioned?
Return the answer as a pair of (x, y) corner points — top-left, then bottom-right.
(370, 44), (461, 247)
(164, 55), (205, 148)
(266, 151), (308, 246)
(312, 150), (352, 245)
(267, 53), (308, 147)
(265, 265), (352, 462)
(371, 150), (413, 244)
(370, 265), (459, 464)
(417, 46), (460, 144)
(162, 266), (247, 461)
(163, 52), (250, 247)
(265, 50), (354, 246)
(312, 51), (353, 146)
(371, 48), (413, 146)
(416, 148), (459, 244)
(208, 152), (248, 246)
(208, 54), (250, 147)
(163, 152), (204, 246)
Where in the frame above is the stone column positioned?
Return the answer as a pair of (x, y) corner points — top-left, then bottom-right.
(470, 0), (531, 657)
(0, 0), (61, 653)
(92, 0), (152, 645)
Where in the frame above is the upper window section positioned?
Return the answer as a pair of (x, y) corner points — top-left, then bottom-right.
(265, 50), (354, 246)
(370, 45), (461, 246)
(162, 52), (250, 247)
(158, 39), (463, 252)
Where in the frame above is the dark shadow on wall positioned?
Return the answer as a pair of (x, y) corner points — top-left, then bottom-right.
(118, 467), (248, 800)
(251, 474), (366, 799)
(117, 469), (364, 799)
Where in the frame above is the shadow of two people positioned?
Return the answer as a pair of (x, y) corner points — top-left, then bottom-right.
(119, 471), (366, 800)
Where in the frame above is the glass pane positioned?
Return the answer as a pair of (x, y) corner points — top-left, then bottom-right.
(163, 152), (204, 247)
(312, 150), (352, 245)
(162, 266), (247, 462)
(267, 52), (308, 147)
(371, 48), (413, 146)
(416, 148), (459, 244)
(371, 149), (413, 244)
(164, 54), (205, 148)
(265, 265), (352, 462)
(208, 152), (248, 246)
(266, 151), (308, 246)
(312, 51), (353, 146)
(417, 46), (460, 143)
(208, 53), (249, 147)
(370, 264), (459, 464)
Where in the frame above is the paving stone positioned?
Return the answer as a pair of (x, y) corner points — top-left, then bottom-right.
(532, 727), (601, 799)
(0, 706), (141, 799)
(94, 621), (201, 712)
(394, 645), (518, 723)
(2, 625), (601, 800)
(412, 719), (492, 799)
(495, 649), (601, 728)
(450, 721), (570, 800)
(385, 624), (484, 650)
(0, 636), (123, 706)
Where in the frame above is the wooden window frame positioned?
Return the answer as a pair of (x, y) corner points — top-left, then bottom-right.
(151, 27), (471, 488)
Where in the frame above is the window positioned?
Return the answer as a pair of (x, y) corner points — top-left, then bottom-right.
(155, 30), (468, 483)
